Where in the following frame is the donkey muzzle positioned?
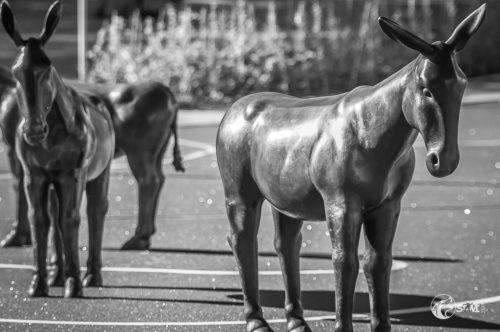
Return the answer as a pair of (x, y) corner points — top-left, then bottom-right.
(23, 122), (49, 145)
(426, 148), (459, 178)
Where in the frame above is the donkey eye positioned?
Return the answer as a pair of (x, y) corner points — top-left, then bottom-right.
(423, 88), (433, 98)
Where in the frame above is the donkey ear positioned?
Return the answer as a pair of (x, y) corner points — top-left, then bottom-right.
(378, 17), (436, 58)
(39, 1), (62, 45)
(0, 1), (25, 47)
(445, 4), (486, 52)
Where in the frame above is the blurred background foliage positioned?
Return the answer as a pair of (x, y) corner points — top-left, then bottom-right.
(87, 0), (498, 106)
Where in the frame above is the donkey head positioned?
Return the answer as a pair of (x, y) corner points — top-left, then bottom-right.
(1, 0), (62, 145)
(379, 4), (486, 177)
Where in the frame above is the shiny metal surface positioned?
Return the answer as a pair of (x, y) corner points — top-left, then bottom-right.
(216, 5), (486, 332)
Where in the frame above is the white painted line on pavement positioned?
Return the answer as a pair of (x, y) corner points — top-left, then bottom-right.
(383, 294), (500, 316)
(178, 138), (216, 153)
(0, 315), (367, 327)
(455, 295), (500, 307)
(0, 260), (407, 275)
(0, 318), (248, 327)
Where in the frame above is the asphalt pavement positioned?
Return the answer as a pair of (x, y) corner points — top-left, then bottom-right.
(0, 87), (500, 331)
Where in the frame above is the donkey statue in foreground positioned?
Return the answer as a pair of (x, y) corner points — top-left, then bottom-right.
(1, 1), (115, 298)
(216, 5), (486, 332)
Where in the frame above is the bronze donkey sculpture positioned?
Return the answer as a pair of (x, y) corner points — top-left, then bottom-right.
(217, 5), (486, 332)
(0, 31), (184, 251)
(0, 76), (185, 251)
(1, 0), (116, 297)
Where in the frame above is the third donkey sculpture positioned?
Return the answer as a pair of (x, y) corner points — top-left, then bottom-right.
(217, 5), (486, 332)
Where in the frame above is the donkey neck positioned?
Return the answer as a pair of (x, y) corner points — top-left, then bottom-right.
(351, 58), (419, 162)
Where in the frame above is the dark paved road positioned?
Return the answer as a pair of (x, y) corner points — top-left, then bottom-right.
(0, 103), (499, 331)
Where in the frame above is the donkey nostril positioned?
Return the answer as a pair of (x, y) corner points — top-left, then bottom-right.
(42, 124), (49, 135)
(430, 153), (439, 166)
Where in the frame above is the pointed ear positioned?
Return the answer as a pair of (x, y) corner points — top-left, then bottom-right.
(445, 4), (486, 52)
(39, 1), (62, 46)
(0, 1), (25, 47)
(378, 17), (436, 58)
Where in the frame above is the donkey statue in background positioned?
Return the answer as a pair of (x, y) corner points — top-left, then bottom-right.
(1, 0), (115, 298)
(216, 5), (486, 332)
(0, 76), (185, 251)
(0, 26), (185, 251)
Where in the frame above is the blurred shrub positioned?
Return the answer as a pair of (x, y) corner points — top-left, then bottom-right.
(87, 0), (482, 106)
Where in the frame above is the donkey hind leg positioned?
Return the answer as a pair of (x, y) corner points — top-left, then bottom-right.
(272, 208), (311, 332)
(83, 165), (111, 287)
(1, 150), (31, 247)
(362, 200), (400, 332)
(25, 176), (51, 297)
(121, 141), (167, 250)
(226, 194), (272, 332)
(325, 197), (363, 332)
(47, 188), (65, 287)
(53, 173), (86, 298)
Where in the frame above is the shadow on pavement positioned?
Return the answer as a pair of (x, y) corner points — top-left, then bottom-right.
(228, 290), (500, 330)
(98, 285), (241, 292)
(84, 295), (242, 307)
(103, 247), (464, 263)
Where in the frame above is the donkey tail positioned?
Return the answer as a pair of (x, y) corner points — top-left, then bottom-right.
(171, 113), (185, 172)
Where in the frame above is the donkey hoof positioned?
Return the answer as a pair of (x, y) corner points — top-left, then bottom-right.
(287, 318), (312, 332)
(83, 272), (103, 287)
(27, 275), (49, 297)
(64, 277), (83, 298)
(247, 319), (274, 332)
(172, 159), (185, 172)
(121, 236), (150, 250)
(1, 230), (31, 247)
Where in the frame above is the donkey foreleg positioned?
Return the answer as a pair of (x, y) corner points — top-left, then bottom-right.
(47, 188), (65, 287)
(24, 175), (51, 297)
(325, 196), (363, 332)
(83, 165), (111, 287)
(362, 199), (400, 332)
(53, 172), (86, 298)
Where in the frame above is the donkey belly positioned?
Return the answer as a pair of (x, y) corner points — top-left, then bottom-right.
(250, 123), (325, 221)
